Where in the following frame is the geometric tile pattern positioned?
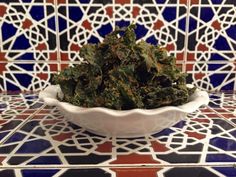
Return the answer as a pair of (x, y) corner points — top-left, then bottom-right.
(0, 0), (236, 91)
(0, 92), (235, 176)
(0, 1), (57, 91)
(186, 0), (236, 91)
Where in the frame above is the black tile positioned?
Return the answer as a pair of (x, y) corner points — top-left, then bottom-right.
(156, 152), (200, 163)
(8, 156), (32, 165)
(60, 169), (111, 177)
(164, 167), (219, 177)
(65, 154), (111, 164)
(59, 145), (85, 153)
(0, 170), (15, 177)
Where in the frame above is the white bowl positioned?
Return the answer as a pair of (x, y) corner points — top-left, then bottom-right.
(39, 85), (209, 137)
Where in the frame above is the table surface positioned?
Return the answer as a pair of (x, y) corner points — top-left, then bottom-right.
(0, 92), (235, 177)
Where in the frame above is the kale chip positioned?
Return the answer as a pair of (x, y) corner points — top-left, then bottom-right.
(52, 24), (195, 110)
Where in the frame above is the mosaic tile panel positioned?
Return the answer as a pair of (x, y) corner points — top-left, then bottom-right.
(0, 167), (235, 177)
(58, 0), (188, 64)
(0, 93), (44, 144)
(186, 1), (236, 90)
(186, 62), (236, 91)
(0, 1), (57, 61)
(0, 62), (58, 91)
(0, 1), (57, 91)
(0, 93), (235, 167)
(0, 0), (236, 91)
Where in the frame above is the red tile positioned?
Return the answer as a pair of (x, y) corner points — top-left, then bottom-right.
(106, 6), (113, 18)
(220, 114), (235, 119)
(22, 19), (33, 29)
(185, 131), (206, 140)
(0, 156), (6, 165)
(205, 113), (219, 118)
(153, 20), (164, 30)
(96, 142), (113, 153)
(42, 119), (61, 125)
(132, 6), (140, 18)
(38, 110), (51, 114)
(111, 168), (161, 177)
(15, 115), (29, 120)
(52, 132), (74, 141)
(115, 0), (130, 5)
(32, 115), (45, 119)
(151, 141), (169, 152)
(191, 118), (210, 123)
(0, 5), (7, 17)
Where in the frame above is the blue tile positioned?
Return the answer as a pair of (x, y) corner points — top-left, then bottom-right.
(0, 132), (10, 141)
(163, 7), (176, 22)
(214, 36), (231, 50)
(210, 137), (236, 151)
(12, 34), (31, 50)
(28, 156), (61, 165)
(135, 24), (148, 40)
(146, 35), (158, 45)
(221, 81), (234, 90)
(5, 132), (26, 144)
(152, 128), (174, 137)
(24, 95), (38, 99)
(58, 16), (67, 31)
(226, 24), (236, 40)
(79, 0), (91, 3)
(17, 139), (52, 153)
(30, 6), (45, 21)
(97, 23), (113, 38)
(173, 120), (186, 128)
(88, 35), (100, 44)
(230, 130), (236, 137)
(6, 81), (20, 91)
(69, 6), (83, 22)
(0, 103), (7, 109)
(188, 17), (197, 32)
(48, 17), (56, 31)
(16, 53), (34, 61)
(210, 74), (233, 88)
(213, 167), (236, 177)
(155, 0), (167, 3)
(179, 18), (186, 31)
(200, 7), (214, 22)
(1, 22), (17, 41)
(115, 20), (130, 28)
(15, 74), (32, 88)
(210, 53), (228, 61)
(208, 64), (225, 71)
(16, 64), (34, 71)
(206, 154), (236, 162)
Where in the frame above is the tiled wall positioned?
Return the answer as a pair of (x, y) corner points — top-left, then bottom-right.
(0, 0), (235, 91)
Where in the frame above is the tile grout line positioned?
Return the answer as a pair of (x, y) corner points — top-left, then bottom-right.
(207, 106), (236, 128)
(54, 0), (61, 71)
(0, 163), (235, 169)
(0, 104), (47, 145)
(1, 61), (235, 64)
(182, 0), (191, 73)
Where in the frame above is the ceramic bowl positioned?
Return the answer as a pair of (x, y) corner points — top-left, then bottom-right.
(39, 85), (209, 137)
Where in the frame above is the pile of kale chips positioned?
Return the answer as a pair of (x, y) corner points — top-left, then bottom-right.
(53, 24), (195, 110)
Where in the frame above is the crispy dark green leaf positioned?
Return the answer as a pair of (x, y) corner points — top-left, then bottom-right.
(52, 24), (196, 110)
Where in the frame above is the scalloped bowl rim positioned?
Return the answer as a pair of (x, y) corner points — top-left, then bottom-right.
(39, 84), (210, 117)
